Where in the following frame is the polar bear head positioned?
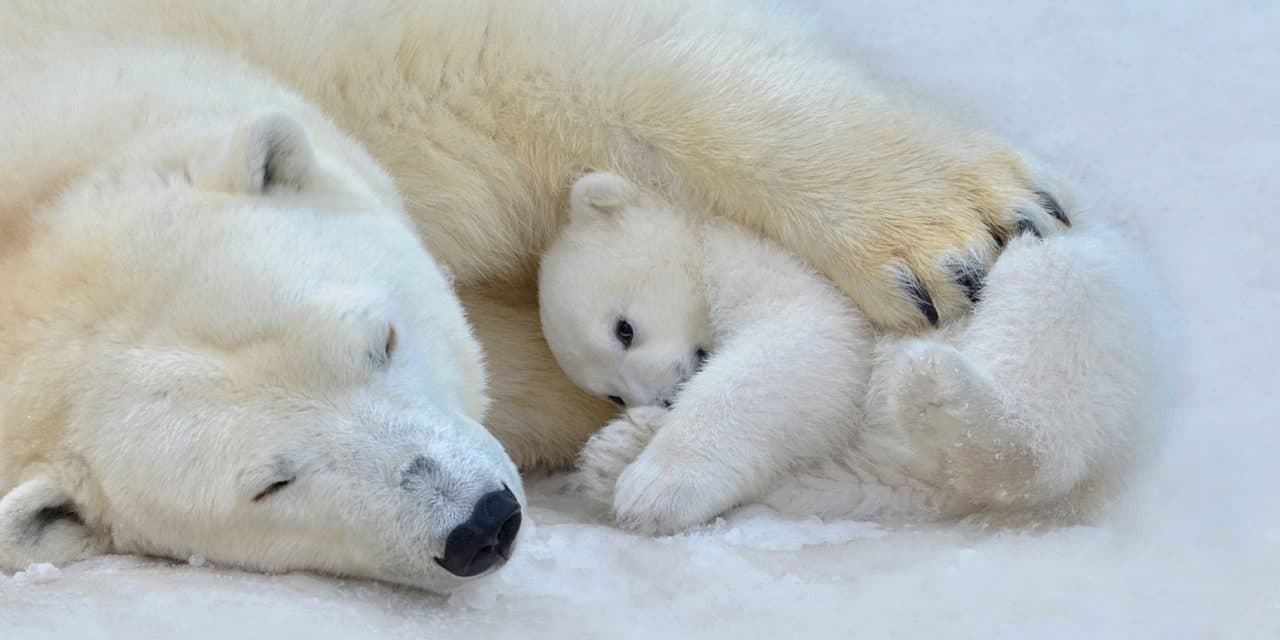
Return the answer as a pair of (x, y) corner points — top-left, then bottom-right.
(539, 172), (712, 410)
(0, 111), (522, 593)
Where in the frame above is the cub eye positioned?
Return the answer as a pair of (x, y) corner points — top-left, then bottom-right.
(695, 348), (708, 365)
(252, 476), (296, 503)
(607, 395), (626, 408)
(614, 319), (633, 349)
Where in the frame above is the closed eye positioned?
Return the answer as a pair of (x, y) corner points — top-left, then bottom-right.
(370, 324), (398, 369)
(252, 476), (296, 502)
(384, 325), (398, 360)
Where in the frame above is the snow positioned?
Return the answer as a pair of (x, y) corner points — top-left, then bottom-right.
(11, 564), (62, 586)
(2, 0), (1277, 637)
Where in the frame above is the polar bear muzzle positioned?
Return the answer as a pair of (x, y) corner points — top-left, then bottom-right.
(435, 486), (522, 577)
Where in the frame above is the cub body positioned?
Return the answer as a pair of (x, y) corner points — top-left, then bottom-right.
(541, 173), (1161, 533)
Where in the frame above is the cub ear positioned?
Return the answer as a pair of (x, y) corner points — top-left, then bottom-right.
(569, 172), (637, 222)
(197, 111), (314, 194)
(0, 477), (108, 571)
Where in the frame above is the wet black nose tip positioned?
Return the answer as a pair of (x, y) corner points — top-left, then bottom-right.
(434, 486), (521, 578)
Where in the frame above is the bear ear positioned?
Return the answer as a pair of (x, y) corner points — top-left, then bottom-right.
(0, 477), (108, 571)
(197, 111), (315, 194)
(569, 172), (637, 223)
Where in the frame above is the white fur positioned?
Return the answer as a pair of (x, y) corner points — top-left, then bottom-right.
(0, 41), (521, 592)
(6, 0), (1079, 471)
(0, 0), (1107, 574)
(542, 173), (1161, 534)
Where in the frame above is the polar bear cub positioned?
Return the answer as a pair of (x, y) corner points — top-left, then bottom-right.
(539, 172), (1161, 534)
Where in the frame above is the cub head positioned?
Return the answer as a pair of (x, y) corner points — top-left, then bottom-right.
(538, 172), (712, 410)
(0, 110), (522, 593)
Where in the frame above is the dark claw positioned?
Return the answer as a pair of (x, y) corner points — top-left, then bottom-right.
(899, 269), (939, 327)
(1016, 217), (1043, 239)
(949, 260), (987, 306)
(1036, 190), (1071, 227)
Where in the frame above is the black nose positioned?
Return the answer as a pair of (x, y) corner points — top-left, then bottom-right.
(435, 486), (522, 578)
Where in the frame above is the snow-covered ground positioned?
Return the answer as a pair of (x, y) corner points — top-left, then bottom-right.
(3, 1), (1276, 637)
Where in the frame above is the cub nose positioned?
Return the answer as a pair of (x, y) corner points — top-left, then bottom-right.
(435, 485), (522, 578)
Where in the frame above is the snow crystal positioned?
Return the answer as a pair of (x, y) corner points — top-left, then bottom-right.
(12, 563), (62, 585)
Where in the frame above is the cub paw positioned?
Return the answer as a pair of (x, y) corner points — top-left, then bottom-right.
(611, 446), (738, 536)
(883, 341), (1033, 504)
(571, 408), (667, 510)
(884, 341), (996, 444)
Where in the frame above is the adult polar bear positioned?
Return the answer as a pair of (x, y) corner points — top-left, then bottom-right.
(0, 37), (525, 591)
(3, 0), (1073, 586)
(10, 0), (1075, 469)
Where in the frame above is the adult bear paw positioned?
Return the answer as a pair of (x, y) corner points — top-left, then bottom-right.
(846, 155), (1071, 332)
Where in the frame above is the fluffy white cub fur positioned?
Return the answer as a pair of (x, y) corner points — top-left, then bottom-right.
(540, 172), (1161, 534)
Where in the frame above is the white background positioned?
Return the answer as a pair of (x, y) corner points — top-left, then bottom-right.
(3, 1), (1276, 637)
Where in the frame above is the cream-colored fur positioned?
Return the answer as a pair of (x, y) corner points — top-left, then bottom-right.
(0, 39), (522, 592)
(541, 174), (1160, 534)
(6, 0), (1072, 469)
